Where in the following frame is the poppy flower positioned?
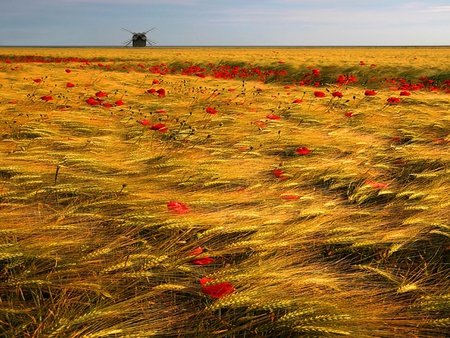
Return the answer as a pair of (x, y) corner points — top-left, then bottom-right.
(365, 180), (389, 189)
(147, 88), (156, 93)
(200, 278), (216, 286)
(332, 91), (343, 98)
(66, 82), (75, 88)
(137, 118), (151, 126)
(41, 95), (53, 101)
(272, 169), (285, 179)
(293, 99), (303, 104)
(345, 112), (354, 117)
(206, 107), (217, 114)
(296, 147), (310, 155)
(201, 281), (235, 299)
(102, 102), (113, 108)
(158, 126), (168, 133)
(115, 100), (124, 106)
(152, 79), (159, 84)
(314, 91), (326, 98)
(65, 69), (71, 73)
(387, 97), (401, 104)
(86, 97), (101, 105)
(33, 78), (42, 83)
(95, 91), (108, 98)
(399, 91), (411, 96)
(167, 201), (190, 214)
(364, 90), (377, 96)
(150, 123), (166, 131)
(156, 88), (166, 97)
(156, 109), (166, 114)
(188, 247), (203, 256)
(281, 195), (299, 200)
(266, 114), (281, 120)
(189, 257), (215, 265)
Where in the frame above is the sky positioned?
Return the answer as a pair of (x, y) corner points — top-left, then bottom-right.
(1, 0), (450, 46)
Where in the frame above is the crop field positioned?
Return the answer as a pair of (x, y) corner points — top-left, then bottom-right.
(1, 46), (450, 337)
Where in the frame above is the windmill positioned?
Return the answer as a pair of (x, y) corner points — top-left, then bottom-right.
(122, 28), (156, 47)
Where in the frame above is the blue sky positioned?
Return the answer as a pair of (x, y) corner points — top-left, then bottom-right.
(1, 0), (450, 46)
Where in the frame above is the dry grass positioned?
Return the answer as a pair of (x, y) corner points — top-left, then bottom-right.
(1, 46), (450, 337)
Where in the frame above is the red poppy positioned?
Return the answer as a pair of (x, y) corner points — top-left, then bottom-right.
(95, 91), (108, 98)
(33, 78), (42, 83)
(152, 79), (159, 84)
(156, 88), (166, 97)
(115, 100), (124, 106)
(345, 112), (354, 117)
(206, 107), (217, 114)
(41, 95), (53, 101)
(86, 97), (101, 105)
(188, 247), (203, 256)
(150, 123), (166, 131)
(200, 278), (216, 286)
(266, 114), (281, 120)
(137, 118), (151, 126)
(158, 126), (168, 133)
(156, 109), (166, 114)
(365, 180), (389, 189)
(296, 147), (310, 155)
(281, 195), (299, 200)
(201, 281), (235, 298)
(364, 90), (377, 96)
(66, 82), (75, 88)
(399, 91), (411, 96)
(102, 102), (113, 108)
(189, 257), (215, 265)
(387, 97), (402, 104)
(65, 69), (71, 73)
(167, 201), (190, 214)
(272, 169), (285, 179)
(147, 88), (156, 93)
(292, 99), (303, 104)
(332, 91), (343, 98)
(314, 91), (326, 98)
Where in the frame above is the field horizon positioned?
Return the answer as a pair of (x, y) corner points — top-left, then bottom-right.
(1, 47), (450, 337)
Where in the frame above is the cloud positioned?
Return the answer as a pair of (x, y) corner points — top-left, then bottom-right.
(424, 6), (450, 12)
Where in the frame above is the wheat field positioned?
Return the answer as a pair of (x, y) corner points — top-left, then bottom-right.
(1, 46), (450, 337)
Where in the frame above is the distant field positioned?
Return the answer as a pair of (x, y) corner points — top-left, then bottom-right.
(1, 47), (450, 337)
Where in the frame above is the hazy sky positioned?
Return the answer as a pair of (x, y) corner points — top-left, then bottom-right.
(1, 0), (450, 46)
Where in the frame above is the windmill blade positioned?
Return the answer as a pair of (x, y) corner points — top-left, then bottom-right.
(122, 39), (133, 46)
(144, 27), (155, 34)
(147, 39), (157, 46)
(122, 28), (136, 34)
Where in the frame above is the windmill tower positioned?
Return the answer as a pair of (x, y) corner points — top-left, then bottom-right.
(123, 28), (156, 47)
